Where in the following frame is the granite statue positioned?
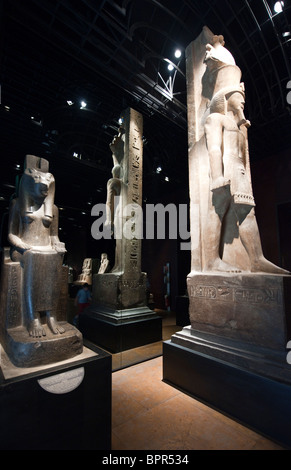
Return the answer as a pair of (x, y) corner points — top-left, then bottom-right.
(0, 155), (83, 367)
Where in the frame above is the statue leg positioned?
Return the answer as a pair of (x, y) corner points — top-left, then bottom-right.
(237, 207), (289, 274)
(204, 184), (241, 272)
(23, 278), (46, 337)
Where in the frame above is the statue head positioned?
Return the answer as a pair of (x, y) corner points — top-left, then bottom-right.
(209, 84), (245, 115)
(19, 155), (55, 218)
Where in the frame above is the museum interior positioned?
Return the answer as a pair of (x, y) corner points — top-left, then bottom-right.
(0, 0), (291, 451)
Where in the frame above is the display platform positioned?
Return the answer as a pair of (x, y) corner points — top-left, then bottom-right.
(79, 305), (162, 353)
(163, 340), (291, 449)
(0, 340), (112, 450)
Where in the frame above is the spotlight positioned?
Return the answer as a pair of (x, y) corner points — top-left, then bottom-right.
(156, 166), (162, 174)
(274, 1), (284, 13)
(118, 118), (123, 125)
(165, 176), (170, 182)
(80, 100), (87, 109)
(67, 100), (74, 106)
(174, 49), (182, 59)
(168, 64), (174, 71)
(283, 31), (291, 37)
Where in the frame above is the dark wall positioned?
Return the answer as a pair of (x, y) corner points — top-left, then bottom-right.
(251, 147), (291, 271)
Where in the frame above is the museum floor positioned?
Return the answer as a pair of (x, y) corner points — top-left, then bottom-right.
(68, 301), (285, 450)
(111, 355), (285, 451)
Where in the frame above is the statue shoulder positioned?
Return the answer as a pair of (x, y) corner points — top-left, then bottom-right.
(205, 113), (225, 126)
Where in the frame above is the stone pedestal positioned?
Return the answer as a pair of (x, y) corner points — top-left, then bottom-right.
(80, 108), (162, 352)
(92, 272), (148, 310)
(79, 304), (162, 353)
(0, 342), (111, 450)
(163, 273), (291, 447)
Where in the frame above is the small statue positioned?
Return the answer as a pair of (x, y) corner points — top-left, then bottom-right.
(98, 253), (110, 274)
(75, 258), (92, 284)
(7, 155), (67, 337)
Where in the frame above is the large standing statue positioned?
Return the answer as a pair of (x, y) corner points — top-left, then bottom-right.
(187, 28), (288, 275)
(0, 155), (83, 367)
(105, 127), (125, 273)
(167, 27), (291, 385)
(80, 109), (162, 353)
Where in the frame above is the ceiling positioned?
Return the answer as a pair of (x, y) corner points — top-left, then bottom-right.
(0, 0), (290, 239)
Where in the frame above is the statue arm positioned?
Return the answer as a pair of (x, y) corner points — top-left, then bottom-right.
(204, 115), (228, 189)
(7, 199), (31, 252)
(50, 205), (66, 253)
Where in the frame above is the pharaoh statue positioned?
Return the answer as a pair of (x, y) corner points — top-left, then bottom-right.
(105, 126), (126, 273)
(188, 29), (289, 275)
(0, 155), (82, 367)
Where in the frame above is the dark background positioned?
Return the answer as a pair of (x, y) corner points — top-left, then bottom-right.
(1, 0), (290, 309)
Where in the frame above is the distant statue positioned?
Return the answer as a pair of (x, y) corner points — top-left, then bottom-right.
(7, 155), (67, 337)
(105, 127), (126, 273)
(203, 81), (289, 274)
(75, 258), (92, 285)
(98, 253), (110, 274)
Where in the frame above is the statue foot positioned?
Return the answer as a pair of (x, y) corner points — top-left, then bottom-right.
(28, 319), (46, 338)
(47, 315), (65, 335)
(205, 258), (242, 273)
(251, 257), (290, 275)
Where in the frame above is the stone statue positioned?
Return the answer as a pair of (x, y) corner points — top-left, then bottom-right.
(187, 26), (288, 274)
(105, 126), (126, 273)
(98, 253), (110, 274)
(0, 155), (83, 367)
(74, 258), (92, 285)
(8, 155), (67, 336)
(204, 84), (288, 274)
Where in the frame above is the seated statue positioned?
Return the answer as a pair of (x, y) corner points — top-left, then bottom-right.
(98, 253), (110, 274)
(7, 155), (67, 337)
(74, 258), (92, 285)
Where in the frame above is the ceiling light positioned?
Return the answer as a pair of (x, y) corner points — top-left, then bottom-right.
(283, 31), (291, 37)
(4, 106), (10, 111)
(274, 1), (284, 13)
(118, 118), (123, 125)
(73, 152), (79, 158)
(80, 101), (87, 109)
(165, 176), (169, 182)
(156, 166), (162, 173)
(67, 100), (74, 106)
(174, 49), (182, 59)
(168, 64), (174, 71)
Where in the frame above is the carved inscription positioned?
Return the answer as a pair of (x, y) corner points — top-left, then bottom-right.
(7, 265), (20, 327)
(190, 284), (281, 305)
(121, 279), (144, 289)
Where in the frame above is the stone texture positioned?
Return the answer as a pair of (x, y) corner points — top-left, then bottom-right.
(0, 155), (83, 367)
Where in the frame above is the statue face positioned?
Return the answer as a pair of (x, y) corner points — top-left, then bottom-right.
(24, 168), (54, 199)
(227, 92), (245, 116)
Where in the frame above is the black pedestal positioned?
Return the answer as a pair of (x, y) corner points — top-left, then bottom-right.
(175, 296), (190, 326)
(163, 340), (291, 449)
(79, 306), (162, 353)
(0, 341), (112, 450)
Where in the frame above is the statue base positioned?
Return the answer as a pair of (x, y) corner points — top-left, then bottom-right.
(79, 304), (162, 353)
(92, 272), (148, 310)
(0, 342), (111, 450)
(3, 322), (83, 368)
(163, 272), (291, 448)
(163, 340), (291, 449)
